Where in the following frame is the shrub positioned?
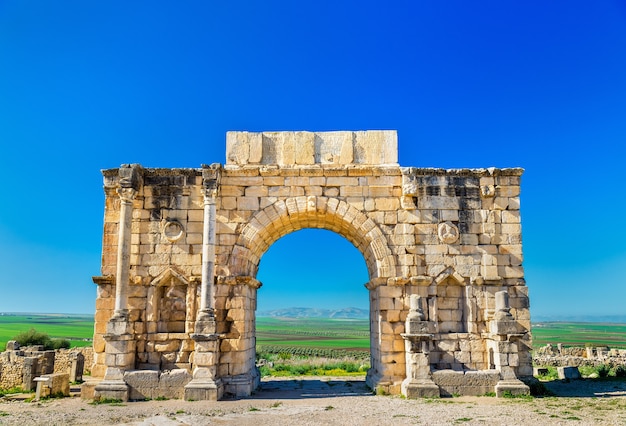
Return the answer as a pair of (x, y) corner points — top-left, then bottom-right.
(614, 365), (626, 378)
(13, 328), (52, 348)
(50, 339), (71, 350)
(596, 364), (611, 378)
(12, 328), (70, 350)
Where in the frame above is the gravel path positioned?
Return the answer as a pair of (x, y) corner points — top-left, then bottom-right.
(1, 377), (626, 425)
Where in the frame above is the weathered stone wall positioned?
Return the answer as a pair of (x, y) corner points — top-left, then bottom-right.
(0, 347), (93, 390)
(533, 344), (626, 368)
(0, 352), (25, 389)
(54, 347), (93, 376)
(91, 131), (531, 398)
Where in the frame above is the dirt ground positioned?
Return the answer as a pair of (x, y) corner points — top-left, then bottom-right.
(1, 377), (626, 425)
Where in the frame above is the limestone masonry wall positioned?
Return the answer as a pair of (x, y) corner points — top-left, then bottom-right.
(0, 352), (25, 389)
(90, 131), (532, 400)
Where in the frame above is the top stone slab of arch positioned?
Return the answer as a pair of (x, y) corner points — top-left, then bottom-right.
(226, 130), (398, 166)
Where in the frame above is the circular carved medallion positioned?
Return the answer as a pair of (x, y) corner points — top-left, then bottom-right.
(163, 220), (184, 242)
(438, 221), (459, 244)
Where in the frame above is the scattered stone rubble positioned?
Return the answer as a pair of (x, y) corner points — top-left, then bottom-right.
(534, 344), (626, 369)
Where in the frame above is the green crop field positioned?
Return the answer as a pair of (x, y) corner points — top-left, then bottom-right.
(532, 322), (626, 349)
(3, 314), (626, 354)
(0, 313), (94, 350)
(256, 317), (370, 351)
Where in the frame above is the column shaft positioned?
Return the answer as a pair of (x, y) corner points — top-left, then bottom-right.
(199, 197), (216, 314)
(114, 188), (136, 316)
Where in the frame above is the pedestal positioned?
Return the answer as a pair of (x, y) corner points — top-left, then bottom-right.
(184, 318), (224, 401)
(401, 331), (440, 399)
(94, 318), (135, 401)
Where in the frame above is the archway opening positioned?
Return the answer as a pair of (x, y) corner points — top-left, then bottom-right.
(255, 228), (371, 391)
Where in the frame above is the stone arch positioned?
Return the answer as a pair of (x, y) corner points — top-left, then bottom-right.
(227, 196), (396, 280)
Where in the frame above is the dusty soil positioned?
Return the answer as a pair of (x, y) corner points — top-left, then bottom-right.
(1, 377), (626, 425)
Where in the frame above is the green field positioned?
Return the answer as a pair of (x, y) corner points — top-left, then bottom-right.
(0, 314), (94, 350)
(256, 317), (370, 350)
(531, 322), (626, 349)
(2, 314), (626, 354)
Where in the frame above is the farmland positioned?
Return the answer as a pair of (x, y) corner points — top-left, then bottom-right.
(256, 317), (370, 360)
(0, 313), (93, 350)
(531, 322), (626, 349)
(2, 313), (626, 353)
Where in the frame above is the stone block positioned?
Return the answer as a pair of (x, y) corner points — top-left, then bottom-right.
(557, 366), (581, 380)
(160, 369), (192, 389)
(125, 370), (159, 400)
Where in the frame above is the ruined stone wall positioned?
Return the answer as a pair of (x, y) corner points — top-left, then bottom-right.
(53, 347), (93, 376)
(0, 352), (25, 389)
(533, 344), (626, 368)
(0, 347), (93, 390)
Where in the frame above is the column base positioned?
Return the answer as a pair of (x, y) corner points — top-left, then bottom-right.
(184, 378), (224, 401)
(94, 380), (129, 402)
(401, 378), (440, 398)
(495, 379), (530, 397)
(222, 371), (259, 397)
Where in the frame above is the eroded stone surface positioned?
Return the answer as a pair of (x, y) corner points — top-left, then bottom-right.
(90, 130), (531, 400)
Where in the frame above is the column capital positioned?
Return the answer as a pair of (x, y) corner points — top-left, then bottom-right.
(116, 187), (137, 203)
(202, 163), (221, 201)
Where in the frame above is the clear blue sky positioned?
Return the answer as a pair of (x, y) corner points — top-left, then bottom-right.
(1, 1), (625, 319)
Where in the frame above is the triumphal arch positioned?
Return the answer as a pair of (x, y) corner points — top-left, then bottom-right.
(89, 131), (531, 401)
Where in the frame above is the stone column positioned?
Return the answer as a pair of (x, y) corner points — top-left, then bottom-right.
(195, 164), (220, 330)
(113, 186), (136, 318)
(95, 164), (142, 401)
(401, 295), (439, 398)
(185, 164), (223, 401)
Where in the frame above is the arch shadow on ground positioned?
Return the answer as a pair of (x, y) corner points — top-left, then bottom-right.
(542, 379), (626, 398)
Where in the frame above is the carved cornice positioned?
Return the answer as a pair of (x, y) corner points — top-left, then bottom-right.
(92, 275), (115, 285)
(118, 163), (143, 190)
(401, 167), (524, 177)
(216, 275), (262, 289)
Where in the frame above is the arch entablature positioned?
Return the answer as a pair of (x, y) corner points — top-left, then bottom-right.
(227, 196), (395, 279)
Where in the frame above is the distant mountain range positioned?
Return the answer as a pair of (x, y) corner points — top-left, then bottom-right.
(257, 307), (368, 319)
(256, 308), (626, 323)
(532, 314), (626, 323)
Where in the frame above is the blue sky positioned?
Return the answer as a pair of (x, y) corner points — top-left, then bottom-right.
(0, 1), (625, 319)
